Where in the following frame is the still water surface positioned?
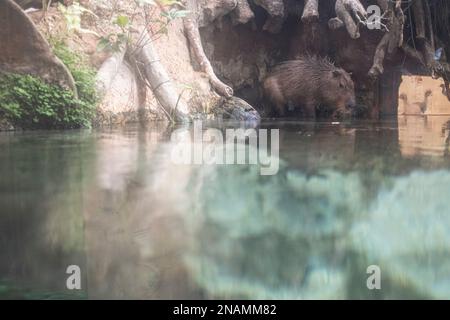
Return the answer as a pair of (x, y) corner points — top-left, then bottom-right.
(1, 116), (450, 299)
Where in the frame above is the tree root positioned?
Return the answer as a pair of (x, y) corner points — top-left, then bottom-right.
(368, 0), (404, 78)
(376, 0), (388, 13)
(184, 17), (234, 98)
(332, 0), (368, 39)
(301, 0), (319, 23)
(368, 34), (390, 77)
(412, 0), (426, 40)
(411, 0), (439, 73)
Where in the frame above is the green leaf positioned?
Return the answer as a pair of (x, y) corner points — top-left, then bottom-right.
(115, 15), (130, 28)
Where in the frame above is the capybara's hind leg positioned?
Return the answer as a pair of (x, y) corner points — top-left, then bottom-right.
(262, 101), (277, 117)
(276, 103), (286, 117)
(264, 77), (286, 117)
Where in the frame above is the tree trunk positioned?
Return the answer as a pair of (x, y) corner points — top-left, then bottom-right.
(95, 49), (126, 100)
(135, 31), (191, 123)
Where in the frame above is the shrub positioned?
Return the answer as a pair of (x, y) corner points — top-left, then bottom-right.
(50, 39), (98, 108)
(0, 40), (98, 130)
(0, 73), (94, 129)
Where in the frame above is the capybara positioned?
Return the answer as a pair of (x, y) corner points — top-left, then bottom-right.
(264, 56), (356, 118)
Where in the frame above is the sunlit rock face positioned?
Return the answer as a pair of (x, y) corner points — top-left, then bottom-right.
(184, 160), (366, 299)
(352, 171), (450, 299)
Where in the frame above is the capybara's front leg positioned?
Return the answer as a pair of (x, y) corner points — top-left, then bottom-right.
(304, 102), (316, 119)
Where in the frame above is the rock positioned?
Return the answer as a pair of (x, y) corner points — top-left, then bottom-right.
(254, 0), (285, 33)
(0, 0), (77, 94)
(230, 0), (254, 26)
(188, 0), (238, 28)
(351, 170), (450, 299)
(213, 97), (261, 122)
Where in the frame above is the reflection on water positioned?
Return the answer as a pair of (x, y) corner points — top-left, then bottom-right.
(399, 116), (450, 157)
(1, 116), (450, 299)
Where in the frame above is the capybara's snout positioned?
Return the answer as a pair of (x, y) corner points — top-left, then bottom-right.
(346, 96), (356, 109)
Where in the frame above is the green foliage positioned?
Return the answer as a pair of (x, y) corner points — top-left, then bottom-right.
(0, 74), (94, 129)
(97, 16), (130, 53)
(115, 15), (130, 29)
(58, 1), (99, 36)
(0, 40), (98, 130)
(160, 7), (190, 20)
(50, 39), (98, 109)
(97, 0), (190, 53)
(97, 33), (128, 53)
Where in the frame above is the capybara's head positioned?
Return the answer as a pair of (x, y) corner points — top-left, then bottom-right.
(323, 68), (356, 112)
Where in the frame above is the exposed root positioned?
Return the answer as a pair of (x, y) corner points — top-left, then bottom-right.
(333, 0), (368, 39)
(183, 17), (234, 98)
(368, 0), (404, 78)
(301, 0), (319, 24)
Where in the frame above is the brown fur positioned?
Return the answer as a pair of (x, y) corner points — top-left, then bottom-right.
(264, 56), (356, 118)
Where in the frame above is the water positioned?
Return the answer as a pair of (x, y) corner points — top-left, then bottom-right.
(1, 116), (450, 299)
